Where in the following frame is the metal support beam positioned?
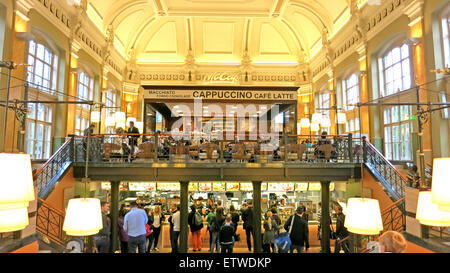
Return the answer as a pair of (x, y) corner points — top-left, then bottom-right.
(110, 181), (119, 253)
(252, 181), (263, 253)
(320, 181), (331, 253)
(179, 181), (189, 253)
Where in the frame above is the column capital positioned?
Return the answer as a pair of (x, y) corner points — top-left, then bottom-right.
(71, 40), (82, 55)
(15, 0), (34, 18)
(355, 42), (367, 58)
(403, 0), (424, 23)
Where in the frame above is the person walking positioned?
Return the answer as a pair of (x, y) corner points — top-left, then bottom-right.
(263, 211), (278, 253)
(284, 207), (309, 253)
(117, 207), (129, 253)
(148, 205), (164, 252)
(242, 201), (254, 252)
(219, 217), (235, 253)
(145, 207), (154, 253)
(94, 201), (111, 253)
(171, 205), (181, 253)
(206, 206), (216, 252)
(188, 205), (204, 252)
(123, 201), (148, 253)
(334, 205), (350, 253)
(210, 207), (225, 253)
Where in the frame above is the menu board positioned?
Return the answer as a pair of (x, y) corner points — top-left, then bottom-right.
(330, 183), (335, 191)
(199, 183), (212, 192)
(188, 183), (198, 192)
(119, 182), (128, 191)
(262, 183), (267, 191)
(129, 182), (156, 191)
(267, 183), (281, 192)
(280, 183), (295, 191)
(226, 183), (240, 192)
(308, 183), (321, 191)
(157, 183), (180, 191)
(101, 182), (111, 190)
(240, 183), (253, 192)
(295, 183), (308, 192)
(213, 182), (226, 192)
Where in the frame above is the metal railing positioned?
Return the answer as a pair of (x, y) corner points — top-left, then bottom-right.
(33, 137), (73, 198)
(363, 136), (408, 200)
(73, 133), (362, 165)
(381, 197), (406, 233)
(36, 198), (66, 246)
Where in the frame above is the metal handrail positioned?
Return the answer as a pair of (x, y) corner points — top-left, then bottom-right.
(33, 137), (73, 179)
(36, 198), (66, 246)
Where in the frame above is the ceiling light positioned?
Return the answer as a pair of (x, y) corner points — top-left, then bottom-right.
(416, 191), (450, 226)
(311, 113), (323, 124)
(431, 158), (450, 211)
(300, 118), (310, 128)
(63, 198), (103, 236)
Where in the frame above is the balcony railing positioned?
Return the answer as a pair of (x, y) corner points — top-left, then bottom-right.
(36, 198), (66, 247)
(72, 133), (363, 165)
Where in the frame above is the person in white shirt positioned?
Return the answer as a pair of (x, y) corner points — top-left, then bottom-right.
(170, 205), (181, 253)
(123, 201), (148, 253)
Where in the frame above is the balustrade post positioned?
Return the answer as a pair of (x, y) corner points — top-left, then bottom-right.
(69, 135), (75, 162)
(362, 136), (367, 163)
(348, 133), (354, 163)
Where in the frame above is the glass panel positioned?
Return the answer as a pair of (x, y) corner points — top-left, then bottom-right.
(401, 44), (409, 58)
(385, 51), (392, 67)
(76, 116), (81, 130)
(26, 140), (34, 158)
(34, 141), (43, 160)
(392, 107), (399, 123)
(36, 124), (44, 141)
(37, 104), (45, 121)
(29, 40), (35, 55)
(392, 47), (401, 63)
(44, 48), (52, 64)
(36, 44), (45, 60)
(35, 60), (43, 77)
(46, 106), (53, 123)
(45, 125), (52, 142)
(27, 104), (36, 119)
(26, 121), (35, 139)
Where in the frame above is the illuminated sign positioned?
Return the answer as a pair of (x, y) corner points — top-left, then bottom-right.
(144, 89), (297, 101)
(295, 183), (308, 192)
(199, 183), (212, 192)
(212, 182), (226, 192)
(101, 182), (111, 190)
(129, 182), (156, 191)
(157, 183), (180, 191)
(240, 183), (253, 192)
(226, 183), (240, 192)
(189, 183), (198, 192)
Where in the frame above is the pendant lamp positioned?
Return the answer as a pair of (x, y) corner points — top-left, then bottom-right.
(105, 116), (116, 127)
(337, 113), (347, 124)
(0, 154), (35, 233)
(344, 198), (383, 235)
(321, 116), (331, 128)
(310, 123), (320, 132)
(115, 112), (126, 123)
(430, 158), (450, 212)
(416, 191), (450, 226)
(90, 111), (100, 123)
(311, 113), (322, 124)
(63, 198), (103, 236)
(300, 118), (310, 128)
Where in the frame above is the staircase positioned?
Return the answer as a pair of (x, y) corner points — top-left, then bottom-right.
(362, 136), (407, 233)
(33, 137), (74, 251)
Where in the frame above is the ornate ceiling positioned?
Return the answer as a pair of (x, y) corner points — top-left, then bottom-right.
(82, 0), (362, 66)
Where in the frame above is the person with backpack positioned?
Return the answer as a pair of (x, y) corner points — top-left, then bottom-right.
(188, 205), (204, 252)
(219, 217), (235, 253)
(206, 206), (216, 252)
(210, 207), (225, 253)
(283, 207), (309, 253)
(274, 228), (291, 253)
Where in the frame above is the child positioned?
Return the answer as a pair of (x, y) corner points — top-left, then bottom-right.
(274, 228), (291, 253)
(219, 217), (235, 253)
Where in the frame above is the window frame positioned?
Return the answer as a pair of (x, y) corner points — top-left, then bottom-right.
(440, 6), (450, 68)
(26, 40), (58, 95)
(75, 71), (94, 136)
(25, 103), (54, 160)
(342, 73), (360, 112)
(383, 105), (413, 161)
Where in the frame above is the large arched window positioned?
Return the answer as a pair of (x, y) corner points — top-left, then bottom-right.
(75, 71), (94, 136)
(342, 73), (359, 111)
(26, 40), (58, 94)
(378, 43), (412, 97)
(441, 6), (450, 68)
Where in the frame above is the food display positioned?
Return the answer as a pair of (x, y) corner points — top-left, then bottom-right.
(188, 183), (198, 192)
(199, 183), (212, 191)
(129, 182), (156, 191)
(213, 182), (226, 192)
(101, 182), (111, 190)
(226, 182), (239, 191)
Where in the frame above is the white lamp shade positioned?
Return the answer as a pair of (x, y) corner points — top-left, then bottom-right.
(63, 198), (103, 236)
(416, 191), (450, 226)
(321, 116), (331, 128)
(126, 117), (137, 125)
(135, 121), (144, 132)
(300, 118), (310, 128)
(344, 198), (383, 235)
(0, 154), (35, 210)
(337, 113), (347, 124)
(90, 111), (100, 123)
(310, 123), (320, 132)
(115, 112), (126, 123)
(311, 113), (322, 124)
(0, 207), (29, 232)
(105, 116), (116, 127)
(431, 158), (450, 212)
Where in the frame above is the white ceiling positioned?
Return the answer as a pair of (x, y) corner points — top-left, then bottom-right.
(85, 0), (355, 65)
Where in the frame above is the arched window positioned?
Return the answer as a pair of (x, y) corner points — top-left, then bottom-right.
(383, 105), (413, 161)
(441, 6), (450, 68)
(26, 40), (58, 94)
(378, 43), (412, 97)
(342, 73), (359, 111)
(75, 71), (94, 136)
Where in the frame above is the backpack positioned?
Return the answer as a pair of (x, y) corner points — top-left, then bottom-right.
(194, 211), (203, 226)
(275, 233), (291, 253)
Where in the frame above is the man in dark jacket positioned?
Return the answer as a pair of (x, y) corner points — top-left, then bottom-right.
(127, 121), (140, 155)
(188, 205), (204, 251)
(284, 207), (309, 253)
(219, 217), (235, 253)
(241, 201), (254, 252)
(334, 205), (350, 253)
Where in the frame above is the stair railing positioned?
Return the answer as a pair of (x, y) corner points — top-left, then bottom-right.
(380, 197), (406, 233)
(36, 198), (66, 246)
(362, 136), (408, 199)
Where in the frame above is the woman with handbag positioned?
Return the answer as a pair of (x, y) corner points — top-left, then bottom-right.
(263, 211), (278, 253)
(145, 208), (154, 253)
(148, 205), (165, 252)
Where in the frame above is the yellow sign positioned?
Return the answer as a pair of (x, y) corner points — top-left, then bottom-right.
(157, 183), (180, 191)
(189, 183), (198, 191)
(213, 182), (226, 192)
(199, 183), (212, 192)
(101, 182), (111, 190)
(240, 183), (253, 192)
(129, 182), (156, 191)
(226, 183), (240, 192)
(144, 89), (298, 101)
(295, 183), (308, 192)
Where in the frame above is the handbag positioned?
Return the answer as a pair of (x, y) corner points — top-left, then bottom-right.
(330, 223), (337, 240)
(145, 224), (153, 236)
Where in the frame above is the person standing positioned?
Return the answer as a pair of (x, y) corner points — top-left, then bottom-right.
(271, 208), (281, 226)
(334, 205), (350, 253)
(229, 205), (240, 235)
(171, 205), (181, 253)
(82, 124), (96, 160)
(263, 211), (278, 253)
(219, 217), (235, 253)
(94, 201), (111, 253)
(242, 201), (254, 252)
(123, 201), (148, 253)
(284, 207), (309, 253)
(117, 207), (129, 253)
(148, 205), (164, 252)
(210, 207), (225, 253)
(206, 206), (216, 252)
(188, 205), (204, 252)
(127, 121), (140, 156)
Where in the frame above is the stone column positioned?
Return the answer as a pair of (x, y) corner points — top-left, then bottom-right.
(179, 181), (189, 253)
(320, 181), (331, 253)
(109, 181), (119, 253)
(252, 181), (263, 253)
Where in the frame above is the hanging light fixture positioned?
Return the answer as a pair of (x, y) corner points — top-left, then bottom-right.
(90, 111), (100, 123)
(0, 154), (35, 233)
(321, 116), (331, 128)
(63, 198), (103, 236)
(311, 113), (322, 124)
(431, 158), (450, 212)
(416, 191), (450, 226)
(337, 113), (347, 124)
(344, 198), (383, 235)
(300, 118), (310, 128)
(105, 116), (116, 127)
(310, 123), (320, 132)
